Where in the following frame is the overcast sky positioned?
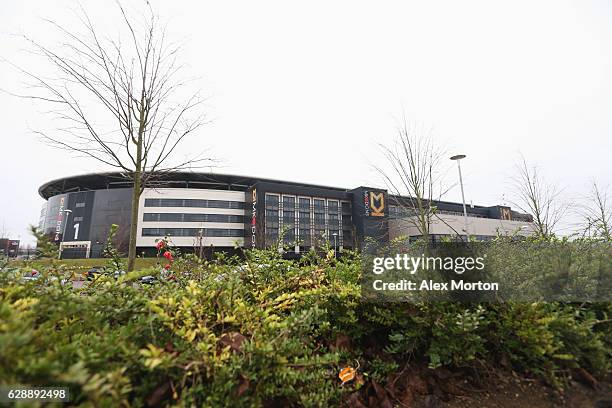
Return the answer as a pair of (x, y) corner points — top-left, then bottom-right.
(1, 0), (611, 244)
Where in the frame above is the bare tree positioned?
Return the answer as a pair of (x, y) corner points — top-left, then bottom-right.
(8, 2), (207, 270)
(510, 156), (567, 238)
(0, 222), (7, 239)
(375, 120), (450, 243)
(578, 182), (611, 241)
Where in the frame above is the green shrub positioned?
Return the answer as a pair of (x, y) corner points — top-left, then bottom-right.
(0, 243), (610, 406)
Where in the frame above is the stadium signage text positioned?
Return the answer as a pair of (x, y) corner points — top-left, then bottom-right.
(54, 196), (66, 241)
(251, 189), (257, 248)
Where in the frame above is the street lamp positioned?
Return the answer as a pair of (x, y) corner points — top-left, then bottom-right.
(450, 154), (469, 239)
(58, 209), (73, 259)
(332, 232), (338, 259)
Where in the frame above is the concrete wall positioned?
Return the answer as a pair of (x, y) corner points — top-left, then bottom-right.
(389, 213), (535, 239)
(136, 188), (246, 248)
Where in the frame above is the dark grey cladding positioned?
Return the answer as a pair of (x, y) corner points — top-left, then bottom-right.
(349, 187), (389, 252)
(41, 188), (133, 254)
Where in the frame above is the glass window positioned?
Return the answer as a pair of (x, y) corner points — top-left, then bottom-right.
(143, 213), (159, 222)
(282, 196), (296, 209)
(141, 228), (243, 237)
(144, 198), (161, 207)
(203, 228), (244, 237)
(298, 197), (310, 210)
(299, 229), (311, 245)
(314, 213), (325, 223)
(313, 229), (326, 243)
(163, 199), (184, 207)
(314, 199), (325, 212)
(341, 201), (352, 214)
(283, 229), (296, 243)
(143, 213), (244, 223)
(299, 211), (310, 226)
(266, 209), (279, 219)
(342, 215), (352, 227)
(265, 194), (279, 207)
(161, 213), (183, 222)
(282, 210), (295, 224)
(142, 228), (159, 236)
(144, 198), (244, 209)
(266, 228), (279, 236)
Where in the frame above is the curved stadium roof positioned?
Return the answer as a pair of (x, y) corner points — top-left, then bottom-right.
(38, 172), (350, 200)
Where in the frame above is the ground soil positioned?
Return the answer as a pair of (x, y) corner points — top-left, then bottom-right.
(437, 375), (612, 408)
(344, 365), (612, 408)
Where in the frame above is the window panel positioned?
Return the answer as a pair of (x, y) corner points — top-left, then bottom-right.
(143, 213), (244, 223)
(141, 228), (243, 237)
(341, 201), (352, 214)
(144, 198), (244, 209)
(298, 197), (310, 210)
(313, 199), (325, 212)
(282, 196), (296, 209)
(282, 210), (295, 225)
(265, 194), (280, 208)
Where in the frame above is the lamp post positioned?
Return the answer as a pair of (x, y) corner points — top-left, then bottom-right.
(450, 154), (469, 240)
(58, 209), (73, 259)
(332, 232), (338, 259)
(197, 228), (204, 259)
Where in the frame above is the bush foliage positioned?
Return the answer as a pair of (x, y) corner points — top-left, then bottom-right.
(0, 242), (610, 407)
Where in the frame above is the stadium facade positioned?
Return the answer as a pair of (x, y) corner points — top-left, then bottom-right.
(38, 172), (533, 258)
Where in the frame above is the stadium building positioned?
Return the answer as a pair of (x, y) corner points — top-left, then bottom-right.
(38, 172), (533, 258)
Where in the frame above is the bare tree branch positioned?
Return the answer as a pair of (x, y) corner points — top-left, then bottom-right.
(576, 181), (612, 241)
(375, 119), (449, 242)
(510, 155), (568, 238)
(6, 1), (208, 270)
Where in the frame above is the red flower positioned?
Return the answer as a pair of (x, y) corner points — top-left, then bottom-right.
(156, 241), (165, 250)
(164, 264), (171, 270)
(163, 251), (173, 260)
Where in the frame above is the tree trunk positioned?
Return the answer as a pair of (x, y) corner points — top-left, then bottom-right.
(127, 171), (141, 272)
(127, 127), (144, 271)
(128, 96), (146, 272)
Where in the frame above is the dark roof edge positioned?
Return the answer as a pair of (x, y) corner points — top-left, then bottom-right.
(38, 171), (351, 199)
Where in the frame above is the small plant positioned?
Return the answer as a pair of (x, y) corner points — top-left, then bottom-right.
(29, 225), (58, 259)
(102, 224), (125, 272)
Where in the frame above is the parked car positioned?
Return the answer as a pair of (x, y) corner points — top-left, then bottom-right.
(139, 275), (157, 285)
(22, 269), (41, 282)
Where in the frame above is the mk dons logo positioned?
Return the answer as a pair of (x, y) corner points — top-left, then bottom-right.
(364, 190), (385, 217)
(500, 207), (512, 221)
(369, 192), (385, 216)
